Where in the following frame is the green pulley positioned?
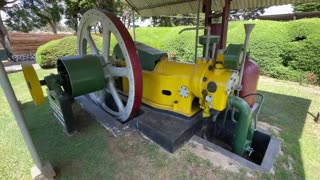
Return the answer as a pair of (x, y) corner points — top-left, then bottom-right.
(57, 55), (105, 97)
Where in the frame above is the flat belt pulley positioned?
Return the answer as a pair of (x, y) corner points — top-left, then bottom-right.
(22, 9), (143, 124)
(77, 9), (143, 122)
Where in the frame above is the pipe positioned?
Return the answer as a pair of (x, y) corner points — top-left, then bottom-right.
(227, 95), (253, 156)
(0, 61), (43, 169)
(242, 93), (264, 129)
(178, 27), (204, 34)
(237, 24), (255, 96)
(132, 8), (136, 41)
(220, 0), (231, 49)
(194, 0), (201, 61)
(205, 26), (211, 60)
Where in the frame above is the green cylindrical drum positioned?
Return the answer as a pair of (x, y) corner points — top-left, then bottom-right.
(57, 55), (105, 97)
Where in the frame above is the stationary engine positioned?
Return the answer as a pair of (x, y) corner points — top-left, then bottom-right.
(22, 9), (262, 158)
(113, 42), (242, 118)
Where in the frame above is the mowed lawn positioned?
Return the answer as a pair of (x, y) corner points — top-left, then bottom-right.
(0, 68), (320, 179)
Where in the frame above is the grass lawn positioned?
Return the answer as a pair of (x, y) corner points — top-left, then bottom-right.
(0, 68), (320, 179)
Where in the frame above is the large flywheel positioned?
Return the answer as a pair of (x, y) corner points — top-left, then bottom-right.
(77, 9), (142, 122)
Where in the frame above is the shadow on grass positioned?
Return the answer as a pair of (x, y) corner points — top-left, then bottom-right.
(258, 90), (311, 179)
(21, 98), (117, 179)
(21, 90), (311, 179)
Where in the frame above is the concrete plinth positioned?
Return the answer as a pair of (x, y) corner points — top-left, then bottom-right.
(30, 161), (56, 180)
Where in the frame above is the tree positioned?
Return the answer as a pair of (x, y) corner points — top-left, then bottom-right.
(5, 3), (40, 32)
(230, 8), (266, 20)
(144, 14), (198, 27)
(64, 0), (124, 32)
(4, 0), (64, 34)
(294, 1), (320, 12)
(0, 0), (17, 60)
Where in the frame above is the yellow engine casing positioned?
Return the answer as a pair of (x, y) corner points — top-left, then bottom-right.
(123, 57), (239, 117)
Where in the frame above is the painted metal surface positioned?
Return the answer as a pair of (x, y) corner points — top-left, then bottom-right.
(126, 0), (316, 16)
(21, 65), (45, 105)
(57, 55), (105, 97)
(136, 58), (239, 117)
(198, 35), (219, 59)
(224, 44), (243, 70)
(227, 95), (253, 156)
(77, 9), (143, 122)
(240, 59), (260, 107)
(113, 41), (168, 71)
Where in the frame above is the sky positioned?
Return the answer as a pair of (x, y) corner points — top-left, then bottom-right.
(1, 4), (294, 27)
(137, 4), (294, 27)
(263, 4), (293, 15)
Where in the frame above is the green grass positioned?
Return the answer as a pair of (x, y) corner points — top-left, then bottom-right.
(0, 69), (320, 179)
(257, 77), (320, 179)
(0, 69), (245, 179)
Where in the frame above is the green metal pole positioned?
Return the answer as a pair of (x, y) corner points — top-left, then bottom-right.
(227, 95), (253, 156)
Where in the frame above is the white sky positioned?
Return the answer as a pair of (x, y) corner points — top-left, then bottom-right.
(263, 4), (293, 15)
(1, 4), (294, 27)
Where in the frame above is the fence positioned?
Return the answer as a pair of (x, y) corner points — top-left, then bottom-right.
(8, 32), (70, 55)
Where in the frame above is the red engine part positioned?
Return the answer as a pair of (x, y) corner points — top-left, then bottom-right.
(210, 23), (222, 36)
(240, 59), (260, 107)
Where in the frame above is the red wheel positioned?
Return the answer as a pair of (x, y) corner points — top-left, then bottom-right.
(77, 9), (142, 122)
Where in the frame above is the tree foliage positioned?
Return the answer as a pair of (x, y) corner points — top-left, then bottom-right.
(0, 0), (17, 60)
(5, 3), (40, 32)
(294, 0), (320, 12)
(4, 0), (64, 34)
(145, 14), (198, 27)
(64, 0), (124, 31)
(230, 8), (266, 20)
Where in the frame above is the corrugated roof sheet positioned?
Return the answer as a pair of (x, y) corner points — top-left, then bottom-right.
(125, 0), (317, 16)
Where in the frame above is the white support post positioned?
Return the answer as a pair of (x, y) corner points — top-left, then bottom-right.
(194, 0), (201, 61)
(132, 9), (136, 41)
(0, 61), (55, 179)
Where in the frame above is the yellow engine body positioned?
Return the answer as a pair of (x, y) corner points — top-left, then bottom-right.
(122, 56), (239, 117)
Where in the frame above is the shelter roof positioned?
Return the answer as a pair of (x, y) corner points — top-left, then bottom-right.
(125, 0), (317, 16)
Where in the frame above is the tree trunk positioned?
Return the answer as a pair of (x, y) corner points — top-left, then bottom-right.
(0, 12), (12, 60)
(49, 22), (58, 34)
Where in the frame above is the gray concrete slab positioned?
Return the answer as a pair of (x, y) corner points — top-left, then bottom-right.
(3, 60), (40, 73)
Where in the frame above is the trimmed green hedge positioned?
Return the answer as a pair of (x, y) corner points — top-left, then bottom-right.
(36, 19), (320, 84)
(36, 35), (103, 68)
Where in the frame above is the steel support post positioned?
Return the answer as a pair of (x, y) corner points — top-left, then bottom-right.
(132, 9), (136, 41)
(220, 0), (231, 49)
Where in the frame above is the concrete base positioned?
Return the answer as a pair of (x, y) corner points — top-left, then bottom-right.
(30, 161), (56, 180)
(3, 60), (39, 73)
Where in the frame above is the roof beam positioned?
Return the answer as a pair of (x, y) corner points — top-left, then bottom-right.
(135, 0), (197, 11)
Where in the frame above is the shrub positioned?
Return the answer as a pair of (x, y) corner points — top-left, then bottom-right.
(36, 19), (320, 84)
(36, 35), (103, 68)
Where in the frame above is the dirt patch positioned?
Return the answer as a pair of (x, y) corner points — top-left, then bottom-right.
(260, 76), (320, 95)
(258, 121), (282, 137)
(187, 141), (243, 173)
(105, 131), (244, 179)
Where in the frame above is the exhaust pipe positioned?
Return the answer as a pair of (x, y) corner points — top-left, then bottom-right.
(237, 24), (255, 96)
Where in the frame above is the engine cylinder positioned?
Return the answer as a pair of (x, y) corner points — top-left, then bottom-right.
(240, 59), (260, 107)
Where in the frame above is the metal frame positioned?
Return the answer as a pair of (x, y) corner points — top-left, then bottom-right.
(0, 61), (54, 177)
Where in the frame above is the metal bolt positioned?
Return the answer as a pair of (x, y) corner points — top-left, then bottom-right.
(208, 65), (214, 71)
(202, 77), (208, 82)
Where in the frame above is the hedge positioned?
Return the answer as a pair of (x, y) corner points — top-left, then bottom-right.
(36, 35), (103, 68)
(36, 18), (320, 84)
